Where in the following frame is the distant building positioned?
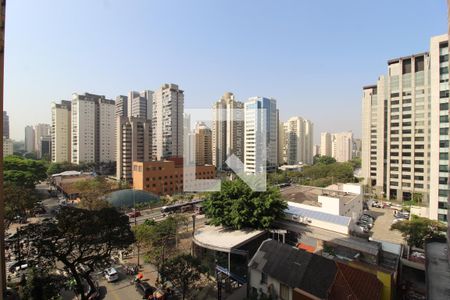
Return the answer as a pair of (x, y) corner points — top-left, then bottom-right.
(116, 116), (152, 182)
(331, 131), (353, 162)
(152, 84), (184, 160)
(128, 90), (153, 119)
(279, 116), (314, 165)
(24, 125), (35, 153)
(3, 111), (9, 138)
(115, 95), (128, 118)
(244, 97), (278, 173)
(353, 138), (362, 158)
(212, 92), (244, 170)
(132, 160), (215, 196)
(51, 100), (72, 163)
(71, 93), (116, 164)
(39, 136), (51, 160)
(195, 122), (212, 166)
(3, 137), (13, 157)
(313, 144), (320, 156)
(320, 132), (332, 156)
(34, 123), (50, 158)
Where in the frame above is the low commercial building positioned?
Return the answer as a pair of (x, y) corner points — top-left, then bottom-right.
(51, 171), (95, 199)
(281, 183), (363, 234)
(132, 160), (216, 196)
(192, 225), (268, 284)
(248, 239), (383, 300)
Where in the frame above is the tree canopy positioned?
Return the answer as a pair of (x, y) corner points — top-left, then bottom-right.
(20, 206), (135, 299)
(313, 155), (336, 165)
(160, 254), (206, 300)
(203, 179), (287, 230)
(74, 177), (112, 210)
(391, 215), (446, 248)
(4, 155), (47, 188)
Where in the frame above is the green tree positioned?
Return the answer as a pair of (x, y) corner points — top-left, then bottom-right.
(313, 155), (336, 165)
(20, 206), (135, 300)
(390, 215), (446, 248)
(4, 155), (47, 188)
(4, 182), (38, 227)
(74, 177), (112, 210)
(19, 268), (66, 300)
(268, 171), (289, 185)
(160, 254), (206, 300)
(203, 179), (287, 230)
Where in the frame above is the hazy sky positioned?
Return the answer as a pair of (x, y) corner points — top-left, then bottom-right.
(4, 0), (447, 142)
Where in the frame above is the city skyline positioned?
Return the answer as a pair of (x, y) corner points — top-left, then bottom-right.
(4, 1), (446, 141)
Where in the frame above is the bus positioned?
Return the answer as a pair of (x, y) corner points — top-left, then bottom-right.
(160, 199), (204, 216)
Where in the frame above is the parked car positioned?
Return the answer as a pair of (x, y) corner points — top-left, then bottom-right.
(104, 267), (119, 282)
(127, 211), (142, 218)
(135, 281), (155, 299)
(371, 201), (383, 208)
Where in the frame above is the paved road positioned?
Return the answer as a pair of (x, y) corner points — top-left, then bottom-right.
(367, 207), (404, 244)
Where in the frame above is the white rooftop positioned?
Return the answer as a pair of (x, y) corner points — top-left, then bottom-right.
(193, 225), (264, 252)
(51, 170), (82, 177)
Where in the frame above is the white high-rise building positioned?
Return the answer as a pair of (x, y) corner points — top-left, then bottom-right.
(3, 137), (13, 157)
(362, 38), (442, 207)
(24, 125), (35, 153)
(332, 132), (353, 163)
(71, 93), (116, 164)
(116, 116), (152, 182)
(320, 132), (332, 157)
(128, 90), (153, 119)
(212, 92), (244, 170)
(51, 101), (71, 163)
(116, 95), (128, 118)
(152, 84), (184, 160)
(430, 34), (449, 222)
(279, 116), (314, 165)
(244, 97), (278, 173)
(34, 123), (50, 159)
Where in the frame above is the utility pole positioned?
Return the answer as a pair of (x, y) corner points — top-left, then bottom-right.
(0, 0), (6, 297)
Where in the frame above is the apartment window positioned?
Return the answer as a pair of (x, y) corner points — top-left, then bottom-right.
(415, 145), (425, 150)
(440, 103), (449, 111)
(439, 165), (449, 172)
(441, 115), (449, 123)
(391, 174), (399, 179)
(440, 153), (449, 160)
(415, 129), (424, 134)
(441, 66), (449, 75)
(261, 272), (267, 284)
(402, 137), (411, 142)
(391, 107), (399, 113)
(439, 202), (448, 209)
(390, 152), (399, 157)
(403, 167), (411, 172)
(402, 152), (411, 157)
(402, 160), (411, 164)
(438, 214), (448, 222)
(403, 114), (412, 119)
(402, 129), (411, 134)
(403, 98), (412, 104)
(415, 176), (424, 181)
(391, 123), (399, 127)
(439, 190), (449, 197)
(440, 128), (449, 135)
(403, 145), (412, 149)
(415, 160), (424, 165)
(390, 181), (398, 186)
(415, 56), (424, 72)
(391, 92), (400, 98)
(415, 137), (424, 142)
(440, 91), (450, 98)
(402, 175), (411, 179)
(440, 140), (449, 148)
(391, 144), (399, 149)
(391, 137), (399, 142)
(402, 59), (412, 74)
(414, 168), (423, 172)
(391, 167), (399, 171)
(402, 182), (411, 187)
(439, 177), (448, 185)
(414, 184), (423, 189)
(391, 100), (400, 105)
(391, 130), (399, 135)
(390, 159), (399, 164)
(280, 283), (289, 300)
(441, 54), (449, 63)
(415, 152), (424, 157)
(403, 106), (412, 112)
(391, 115), (399, 120)
(403, 122), (411, 126)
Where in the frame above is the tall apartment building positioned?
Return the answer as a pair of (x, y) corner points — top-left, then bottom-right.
(244, 97), (278, 173)
(3, 137), (13, 157)
(430, 34), (449, 222)
(279, 116), (314, 165)
(115, 95), (128, 118)
(3, 111), (9, 138)
(116, 116), (152, 182)
(313, 145), (320, 157)
(195, 122), (212, 166)
(212, 92), (244, 170)
(71, 93), (116, 164)
(362, 43), (436, 206)
(51, 101), (71, 163)
(34, 123), (50, 159)
(128, 90), (153, 119)
(332, 132), (353, 162)
(39, 136), (51, 160)
(278, 121), (286, 165)
(320, 132), (332, 156)
(152, 84), (184, 160)
(24, 125), (35, 153)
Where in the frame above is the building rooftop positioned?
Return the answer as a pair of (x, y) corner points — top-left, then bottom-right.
(426, 241), (450, 299)
(286, 204), (351, 227)
(280, 185), (357, 207)
(193, 225), (265, 253)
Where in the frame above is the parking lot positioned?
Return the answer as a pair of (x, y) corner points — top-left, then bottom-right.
(366, 207), (405, 244)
